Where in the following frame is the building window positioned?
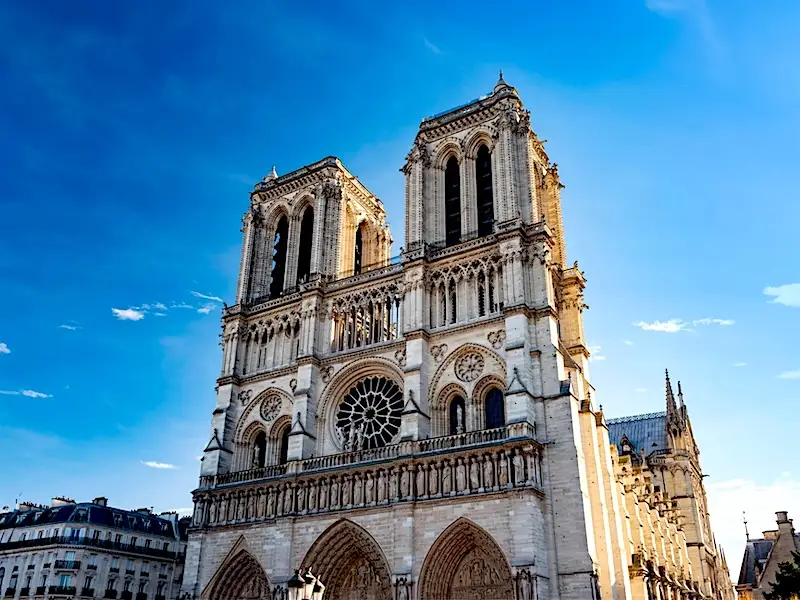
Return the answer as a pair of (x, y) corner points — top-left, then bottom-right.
(251, 431), (267, 469)
(88, 555), (97, 567)
(476, 145), (494, 237)
(279, 428), (290, 465)
(115, 534), (122, 545)
(65, 551), (75, 561)
(485, 388), (505, 429)
(162, 542), (169, 552)
(449, 396), (466, 435)
(124, 580), (132, 592)
(138, 580), (147, 593)
(296, 207), (314, 284)
(130, 537), (137, 548)
(127, 559), (135, 571)
(40, 574), (47, 588)
(269, 216), (289, 298)
(107, 578), (117, 591)
(59, 574), (71, 587)
(353, 223), (365, 276)
(444, 156), (462, 246)
(0, 567), (4, 590)
(84, 575), (94, 589)
(111, 558), (119, 569)
(37, 530), (43, 539)
(144, 540), (151, 549)
(19, 533), (26, 541)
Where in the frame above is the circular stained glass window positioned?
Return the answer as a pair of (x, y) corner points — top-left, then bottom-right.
(335, 376), (403, 451)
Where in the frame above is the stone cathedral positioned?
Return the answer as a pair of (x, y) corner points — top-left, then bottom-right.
(181, 76), (735, 600)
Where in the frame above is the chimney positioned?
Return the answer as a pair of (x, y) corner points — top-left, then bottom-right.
(17, 502), (36, 513)
(50, 497), (76, 507)
(777, 511), (794, 533)
(92, 497), (108, 507)
(134, 507), (152, 515)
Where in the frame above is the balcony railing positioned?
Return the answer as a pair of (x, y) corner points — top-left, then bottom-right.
(120, 591), (133, 600)
(140, 571), (149, 578)
(125, 569), (135, 576)
(104, 590), (118, 599)
(157, 574), (167, 581)
(155, 595), (166, 600)
(0, 536), (176, 560)
(200, 424), (529, 489)
(4, 588), (16, 598)
(48, 586), (77, 595)
(136, 593), (147, 600)
(81, 588), (96, 597)
(87, 564), (98, 570)
(193, 423), (542, 528)
(35, 587), (46, 596)
(26, 564), (35, 570)
(109, 567), (119, 574)
(19, 588), (30, 597)
(54, 560), (81, 570)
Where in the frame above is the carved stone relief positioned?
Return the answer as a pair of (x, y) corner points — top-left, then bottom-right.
(454, 353), (485, 382)
(259, 395), (281, 422)
(487, 330), (506, 350)
(431, 344), (448, 363)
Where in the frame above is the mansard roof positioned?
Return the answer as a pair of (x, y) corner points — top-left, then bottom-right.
(606, 411), (668, 456)
(738, 538), (777, 586)
(0, 502), (180, 539)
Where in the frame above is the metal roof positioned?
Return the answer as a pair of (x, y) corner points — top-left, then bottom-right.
(607, 411), (668, 455)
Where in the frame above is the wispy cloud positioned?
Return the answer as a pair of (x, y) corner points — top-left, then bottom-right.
(423, 37), (443, 55)
(645, 0), (721, 58)
(633, 317), (734, 333)
(190, 291), (223, 303)
(112, 307), (145, 321)
(588, 345), (607, 361)
(692, 318), (735, 326)
(0, 389), (53, 399)
(141, 461), (178, 469)
(778, 369), (800, 380)
(0, 342), (9, 354)
(227, 173), (253, 185)
(196, 303), (217, 315)
(764, 283), (800, 308)
(170, 302), (193, 310)
(635, 388), (648, 393)
(58, 324), (78, 331)
(633, 319), (689, 333)
(734, 362), (747, 367)
(623, 340), (634, 346)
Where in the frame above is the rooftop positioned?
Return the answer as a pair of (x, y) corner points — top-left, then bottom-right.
(607, 411), (668, 456)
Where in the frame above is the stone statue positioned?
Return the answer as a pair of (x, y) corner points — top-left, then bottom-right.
(456, 459), (466, 492)
(513, 451), (525, 485)
(347, 423), (358, 451)
(208, 500), (217, 524)
(378, 470), (387, 502)
(442, 461), (452, 495)
(355, 423), (365, 451)
(469, 457), (481, 490)
(283, 484), (293, 514)
(308, 483), (317, 511)
(389, 469), (398, 500)
(266, 488), (275, 516)
(456, 404), (465, 434)
(331, 477), (340, 507)
(429, 463), (439, 496)
(416, 465), (426, 497)
(483, 455), (494, 489)
(353, 474), (363, 505)
(365, 472), (375, 504)
(499, 454), (510, 487)
(336, 425), (346, 449)
(342, 475), (352, 506)
(296, 484), (305, 512)
(400, 467), (410, 498)
(396, 577), (411, 600)
(251, 443), (261, 468)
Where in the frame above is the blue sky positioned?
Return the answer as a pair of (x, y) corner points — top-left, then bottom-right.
(1, 0), (799, 571)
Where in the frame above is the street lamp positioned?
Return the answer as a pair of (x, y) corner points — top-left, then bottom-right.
(287, 569), (325, 600)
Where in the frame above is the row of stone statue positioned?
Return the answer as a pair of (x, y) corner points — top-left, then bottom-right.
(193, 444), (541, 527)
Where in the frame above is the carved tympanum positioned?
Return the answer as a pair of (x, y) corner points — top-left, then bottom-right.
(259, 395), (281, 422)
(455, 353), (485, 382)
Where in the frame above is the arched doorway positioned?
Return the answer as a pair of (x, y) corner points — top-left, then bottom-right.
(202, 543), (271, 600)
(301, 519), (392, 600)
(418, 518), (514, 600)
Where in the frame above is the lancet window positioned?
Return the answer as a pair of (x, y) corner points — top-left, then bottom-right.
(449, 396), (466, 435)
(444, 156), (462, 246)
(296, 207), (314, 285)
(476, 144), (494, 236)
(485, 388), (505, 429)
(329, 286), (403, 353)
(429, 260), (503, 329)
(269, 216), (289, 298)
(241, 316), (302, 375)
(354, 223), (365, 275)
(251, 432), (266, 468)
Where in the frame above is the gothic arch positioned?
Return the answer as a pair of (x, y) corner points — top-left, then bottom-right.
(235, 388), (293, 443)
(300, 519), (392, 600)
(463, 129), (496, 159)
(317, 357), (404, 453)
(418, 518), (514, 600)
(430, 382), (468, 437)
(233, 388), (293, 470)
(433, 139), (462, 169)
(429, 343), (507, 407)
(201, 536), (272, 600)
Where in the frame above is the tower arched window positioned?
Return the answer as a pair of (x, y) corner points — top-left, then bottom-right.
(444, 156), (462, 246)
(354, 222), (365, 275)
(449, 396), (466, 435)
(296, 207), (314, 285)
(279, 428), (290, 465)
(485, 388), (505, 429)
(269, 216), (289, 298)
(476, 145), (494, 236)
(252, 431), (267, 469)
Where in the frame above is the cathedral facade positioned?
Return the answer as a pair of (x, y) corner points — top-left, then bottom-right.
(181, 77), (734, 600)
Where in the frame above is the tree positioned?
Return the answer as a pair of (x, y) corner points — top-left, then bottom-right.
(765, 551), (800, 600)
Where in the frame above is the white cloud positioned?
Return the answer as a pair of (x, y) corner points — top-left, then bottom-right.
(0, 343), (9, 354)
(633, 319), (689, 333)
(141, 461), (178, 469)
(734, 362), (747, 367)
(692, 318), (735, 326)
(154, 302), (168, 311)
(154, 312), (167, 317)
(623, 340), (634, 346)
(58, 324), (78, 331)
(423, 37), (443, 55)
(196, 303), (217, 315)
(707, 474), (800, 580)
(645, 0), (720, 57)
(190, 291), (224, 303)
(777, 369), (800, 380)
(588, 345), (607, 361)
(764, 283), (800, 308)
(167, 507), (194, 517)
(170, 302), (194, 310)
(635, 388), (648, 393)
(112, 308), (145, 321)
(0, 389), (52, 398)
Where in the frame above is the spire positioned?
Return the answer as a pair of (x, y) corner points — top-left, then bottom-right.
(744, 511), (750, 541)
(264, 166), (278, 182)
(493, 70), (509, 93)
(665, 369), (677, 410)
(677, 380), (685, 408)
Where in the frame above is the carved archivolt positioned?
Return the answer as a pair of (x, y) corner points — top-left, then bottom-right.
(418, 518), (514, 600)
(300, 519), (392, 600)
(201, 537), (272, 600)
(429, 344), (506, 406)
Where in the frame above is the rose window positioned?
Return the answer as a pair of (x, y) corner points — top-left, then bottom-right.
(455, 352), (485, 382)
(335, 376), (403, 451)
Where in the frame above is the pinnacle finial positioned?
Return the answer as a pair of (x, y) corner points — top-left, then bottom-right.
(264, 165), (278, 182)
(494, 70), (508, 92)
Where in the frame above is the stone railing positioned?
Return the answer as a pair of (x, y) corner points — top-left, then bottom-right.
(191, 424), (541, 528)
(199, 423), (533, 489)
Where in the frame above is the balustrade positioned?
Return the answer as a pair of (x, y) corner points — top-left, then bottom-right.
(428, 254), (504, 329)
(192, 429), (541, 529)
